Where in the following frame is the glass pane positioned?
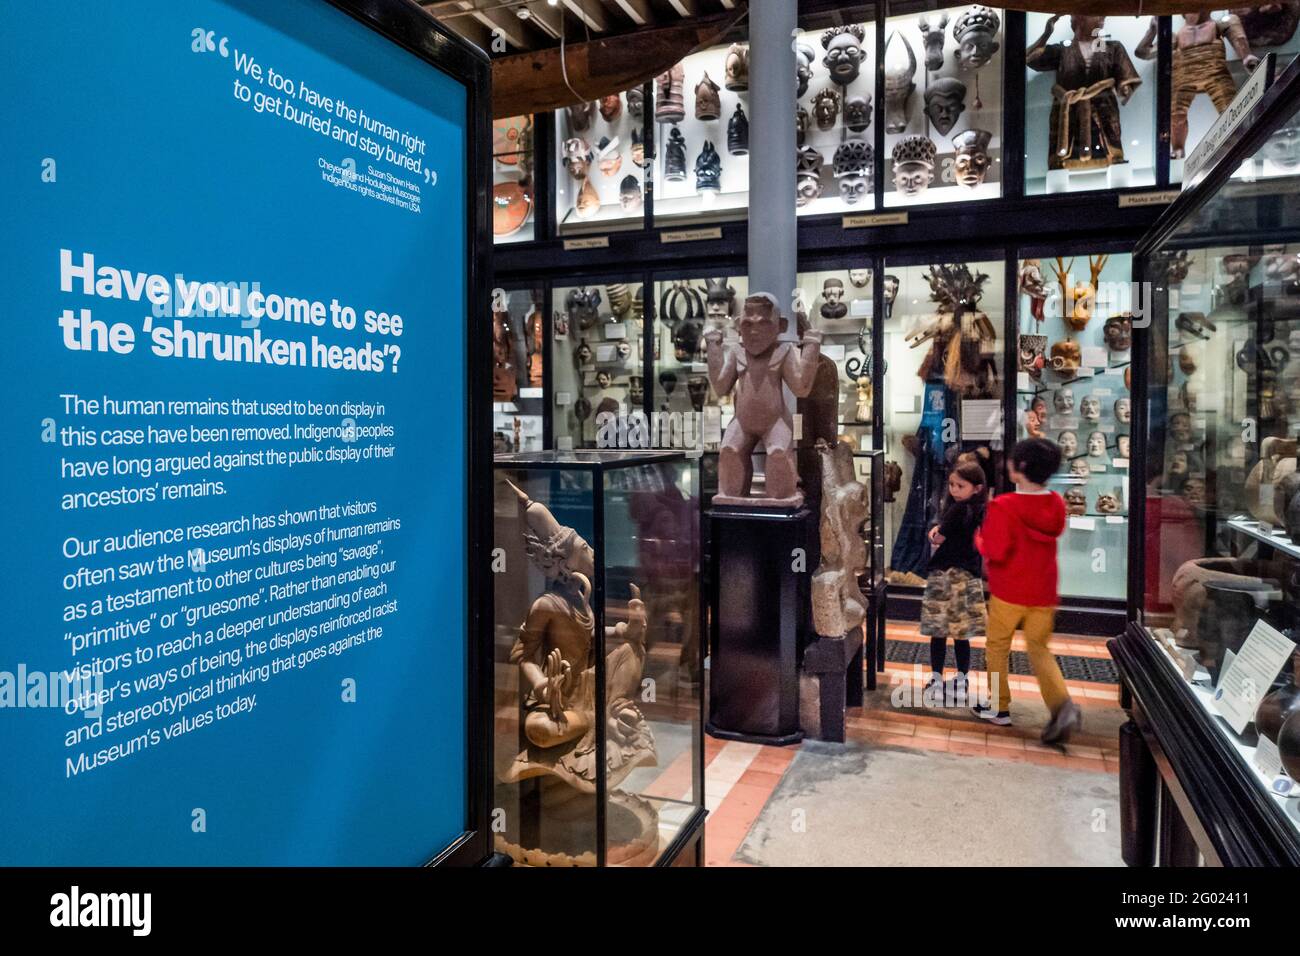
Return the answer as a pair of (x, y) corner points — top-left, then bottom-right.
(493, 114), (535, 243)
(1015, 253), (1132, 600)
(795, 8), (878, 216)
(556, 88), (647, 235)
(492, 465), (598, 865)
(1024, 15), (1156, 195)
(884, 5), (1004, 207)
(1142, 92), (1300, 834)
(603, 460), (702, 865)
(796, 266), (876, 457)
(652, 274), (750, 452)
(1171, 11), (1300, 183)
(552, 281), (645, 450)
(882, 259), (1006, 587)
(492, 284), (545, 453)
(652, 31), (751, 227)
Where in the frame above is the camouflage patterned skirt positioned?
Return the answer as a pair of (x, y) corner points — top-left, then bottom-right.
(920, 567), (987, 640)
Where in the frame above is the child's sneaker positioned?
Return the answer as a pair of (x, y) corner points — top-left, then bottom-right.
(972, 704), (1011, 726)
(1041, 699), (1082, 745)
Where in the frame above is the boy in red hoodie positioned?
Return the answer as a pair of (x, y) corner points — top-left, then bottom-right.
(974, 438), (1081, 744)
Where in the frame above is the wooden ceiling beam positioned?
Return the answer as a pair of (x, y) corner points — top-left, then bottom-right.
(523, 1), (566, 39)
(611, 0), (655, 26)
(665, 0), (700, 17)
(561, 0), (610, 32)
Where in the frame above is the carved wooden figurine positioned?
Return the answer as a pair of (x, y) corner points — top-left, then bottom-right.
(704, 293), (823, 507)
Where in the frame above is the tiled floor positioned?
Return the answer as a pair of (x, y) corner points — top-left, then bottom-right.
(703, 623), (1123, 867)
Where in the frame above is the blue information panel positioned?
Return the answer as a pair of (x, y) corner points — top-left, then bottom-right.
(0, 0), (468, 864)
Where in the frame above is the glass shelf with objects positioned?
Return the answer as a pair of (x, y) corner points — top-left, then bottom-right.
(555, 86), (650, 236)
(1024, 14), (1158, 196)
(1159, 10), (1300, 184)
(491, 451), (704, 867)
(883, 4), (1004, 209)
(492, 283), (546, 454)
(551, 279), (647, 451)
(795, 265), (878, 480)
(1124, 65), (1300, 860)
(879, 256), (1006, 590)
(794, 5), (878, 217)
(652, 34), (751, 228)
(494, 114), (536, 244)
(650, 272), (750, 454)
(1015, 250), (1133, 601)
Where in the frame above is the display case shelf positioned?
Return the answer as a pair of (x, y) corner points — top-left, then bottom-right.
(1228, 517), (1300, 562)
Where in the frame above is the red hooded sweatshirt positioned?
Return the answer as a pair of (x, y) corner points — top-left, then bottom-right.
(976, 490), (1067, 608)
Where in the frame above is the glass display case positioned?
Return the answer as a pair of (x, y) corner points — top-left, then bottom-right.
(1163, 10), (1300, 183)
(1015, 250), (1132, 600)
(551, 279), (645, 450)
(492, 283), (546, 453)
(651, 272), (750, 452)
(881, 258), (1006, 588)
(494, 114), (535, 243)
(1121, 63), (1300, 864)
(794, 6), (877, 217)
(1024, 14), (1157, 195)
(492, 451), (704, 866)
(652, 37), (751, 227)
(555, 87), (648, 235)
(796, 265), (877, 477)
(883, 4), (1004, 207)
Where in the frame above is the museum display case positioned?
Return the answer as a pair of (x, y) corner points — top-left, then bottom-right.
(551, 278), (646, 450)
(652, 38), (752, 227)
(796, 265), (878, 467)
(494, 113), (536, 243)
(794, 6), (878, 217)
(493, 283), (546, 453)
(879, 258), (1006, 589)
(492, 451), (705, 866)
(1115, 56), (1300, 865)
(1024, 14), (1158, 195)
(883, 5), (1005, 207)
(555, 86), (649, 235)
(1015, 250), (1132, 601)
(1161, 9), (1300, 183)
(651, 272), (750, 452)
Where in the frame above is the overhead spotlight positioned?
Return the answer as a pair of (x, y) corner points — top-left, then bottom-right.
(516, 5), (530, 18)
(547, 0), (559, 6)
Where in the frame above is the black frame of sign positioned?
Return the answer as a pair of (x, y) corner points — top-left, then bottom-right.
(325, 0), (494, 867)
(1120, 52), (1300, 866)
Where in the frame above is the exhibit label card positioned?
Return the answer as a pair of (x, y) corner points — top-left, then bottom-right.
(2, 0), (470, 864)
(1213, 620), (1296, 734)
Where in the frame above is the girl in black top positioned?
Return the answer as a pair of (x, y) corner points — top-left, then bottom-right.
(920, 461), (988, 704)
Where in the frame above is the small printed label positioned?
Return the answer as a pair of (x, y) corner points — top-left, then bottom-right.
(563, 236), (610, 250)
(1113, 457), (1129, 469)
(843, 211), (908, 229)
(555, 391), (572, 406)
(1256, 735), (1284, 780)
(1117, 189), (1180, 208)
(519, 387), (543, 399)
(850, 298), (872, 317)
(1106, 516), (1126, 525)
(660, 227), (723, 244)
(793, 413), (803, 441)
(1069, 516), (1097, 531)
(1186, 53), (1274, 184)
(603, 323), (627, 340)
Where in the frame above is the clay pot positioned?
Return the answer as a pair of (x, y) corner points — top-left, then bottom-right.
(1257, 666), (1300, 744)
(1278, 709), (1300, 781)
(1170, 557), (1281, 654)
(1246, 438), (1299, 524)
(1275, 471), (1300, 539)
